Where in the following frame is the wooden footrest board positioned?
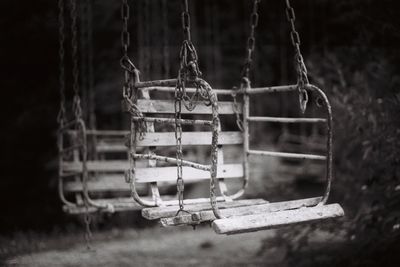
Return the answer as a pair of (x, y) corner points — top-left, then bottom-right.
(142, 198), (269, 220)
(212, 203), (344, 235)
(63, 195), (178, 214)
(160, 197), (322, 227)
(63, 198), (145, 214)
(63, 196), (223, 214)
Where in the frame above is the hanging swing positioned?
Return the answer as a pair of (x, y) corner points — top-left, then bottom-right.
(121, 0), (261, 216)
(138, 0), (344, 235)
(57, 0), (168, 216)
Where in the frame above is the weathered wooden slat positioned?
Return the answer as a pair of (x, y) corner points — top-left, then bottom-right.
(133, 164), (243, 183)
(64, 175), (147, 192)
(62, 162), (243, 182)
(133, 153), (211, 171)
(64, 198), (145, 214)
(137, 99), (241, 114)
(63, 160), (129, 172)
(96, 143), (127, 153)
(212, 203), (344, 235)
(64, 196), (234, 215)
(160, 197), (322, 226)
(95, 131), (242, 152)
(142, 198), (268, 220)
(138, 131), (243, 147)
(131, 116), (213, 126)
(86, 130), (129, 136)
(140, 86), (235, 95)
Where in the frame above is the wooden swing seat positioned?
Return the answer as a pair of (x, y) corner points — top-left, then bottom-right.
(212, 203), (344, 235)
(135, 82), (344, 235)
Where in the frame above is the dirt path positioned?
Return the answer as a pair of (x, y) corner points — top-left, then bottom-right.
(6, 226), (286, 267)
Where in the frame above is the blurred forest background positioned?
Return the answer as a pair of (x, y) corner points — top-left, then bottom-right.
(1, 0), (400, 266)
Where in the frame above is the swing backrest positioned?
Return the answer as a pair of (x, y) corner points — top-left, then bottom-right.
(129, 86), (245, 195)
(59, 86), (245, 210)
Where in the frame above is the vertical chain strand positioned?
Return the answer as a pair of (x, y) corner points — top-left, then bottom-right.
(120, 0), (146, 139)
(69, 0), (92, 250)
(162, 0), (170, 79)
(234, 0), (261, 132)
(87, 0), (96, 130)
(121, 0), (130, 60)
(58, 0), (67, 126)
(181, 0), (191, 42)
(284, 0), (309, 113)
(175, 0), (196, 213)
(69, 0), (83, 120)
(241, 0), (260, 79)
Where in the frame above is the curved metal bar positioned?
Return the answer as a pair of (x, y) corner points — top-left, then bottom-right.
(217, 79), (252, 201)
(189, 78), (223, 219)
(126, 72), (159, 208)
(57, 131), (78, 207)
(127, 120), (158, 207)
(76, 119), (114, 212)
(217, 82), (334, 207)
(58, 119), (114, 212)
(306, 84), (333, 204)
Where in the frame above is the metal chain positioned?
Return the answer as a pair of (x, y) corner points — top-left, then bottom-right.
(58, 0), (67, 126)
(284, 0), (309, 113)
(87, 0), (96, 130)
(175, 0), (201, 213)
(174, 87), (185, 212)
(70, 0), (83, 120)
(241, 0), (260, 79)
(121, 0), (130, 64)
(83, 196), (93, 250)
(175, 0), (187, 210)
(120, 0), (146, 139)
(162, 0), (170, 79)
(181, 0), (191, 42)
(69, 0), (92, 250)
(232, 89), (244, 131)
(233, 0), (261, 132)
(177, 0), (203, 112)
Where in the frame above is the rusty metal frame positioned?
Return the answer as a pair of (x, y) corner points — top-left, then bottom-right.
(58, 118), (114, 213)
(209, 82), (334, 219)
(126, 74), (221, 208)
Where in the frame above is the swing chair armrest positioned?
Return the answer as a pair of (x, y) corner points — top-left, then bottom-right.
(243, 84), (298, 95)
(131, 153), (211, 171)
(243, 84), (324, 95)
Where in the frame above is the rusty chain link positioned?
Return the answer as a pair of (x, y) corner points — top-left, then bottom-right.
(285, 0), (309, 113)
(241, 0), (260, 79)
(120, 0), (147, 139)
(233, 0), (261, 132)
(69, 0), (92, 250)
(70, 0), (83, 120)
(57, 0), (67, 127)
(175, 0), (190, 214)
(175, 0), (212, 214)
(176, 0), (205, 112)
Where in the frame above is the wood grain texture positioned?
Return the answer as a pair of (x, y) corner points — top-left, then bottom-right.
(95, 131), (242, 152)
(137, 99), (241, 114)
(160, 197), (323, 226)
(212, 203), (344, 235)
(62, 162), (243, 182)
(142, 199), (268, 220)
